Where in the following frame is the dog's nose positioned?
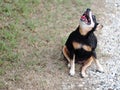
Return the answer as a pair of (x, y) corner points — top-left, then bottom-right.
(86, 8), (91, 11)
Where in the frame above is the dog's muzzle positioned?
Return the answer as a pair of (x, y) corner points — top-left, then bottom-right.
(80, 8), (95, 28)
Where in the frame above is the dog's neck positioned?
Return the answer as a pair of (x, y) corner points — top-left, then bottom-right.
(79, 26), (88, 36)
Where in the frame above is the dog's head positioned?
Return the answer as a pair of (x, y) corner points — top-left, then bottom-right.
(79, 8), (103, 35)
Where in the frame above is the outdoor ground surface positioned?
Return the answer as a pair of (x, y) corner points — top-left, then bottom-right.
(0, 0), (120, 90)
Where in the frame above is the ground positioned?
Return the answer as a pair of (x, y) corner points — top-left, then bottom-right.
(0, 0), (120, 90)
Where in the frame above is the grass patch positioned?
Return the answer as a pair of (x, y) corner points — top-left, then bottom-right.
(61, 36), (68, 45)
(0, 0), (40, 75)
(0, 68), (5, 75)
(0, 80), (7, 89)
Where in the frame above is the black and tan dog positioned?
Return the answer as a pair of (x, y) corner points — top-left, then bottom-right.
(62, 8), (104, 78)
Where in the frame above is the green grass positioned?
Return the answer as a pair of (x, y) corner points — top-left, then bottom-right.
(0, 68), (5, 75)
(0, 1), (41, 88)
(0, 80), (6, 89)
(0, 0), (40, 74)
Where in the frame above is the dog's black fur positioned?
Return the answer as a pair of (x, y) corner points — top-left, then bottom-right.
(65, 19), (98, 62)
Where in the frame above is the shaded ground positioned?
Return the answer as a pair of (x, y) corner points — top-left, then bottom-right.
(0, 0), (120, 90)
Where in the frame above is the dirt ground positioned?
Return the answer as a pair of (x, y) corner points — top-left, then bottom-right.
(1, 0), (120, 90)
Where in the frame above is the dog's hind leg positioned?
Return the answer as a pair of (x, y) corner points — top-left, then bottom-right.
(62, 46), (71, 68)
(80, 56), (94, 78)
(94, 59), (104, 72)
(92, 51), (104, 72)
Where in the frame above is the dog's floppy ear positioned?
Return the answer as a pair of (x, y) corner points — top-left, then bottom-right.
(96, 23), (103, 30)
(92, 15), (103, 30)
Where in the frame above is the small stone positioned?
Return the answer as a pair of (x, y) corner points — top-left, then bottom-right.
(115, 3), (119, 7)
(78, 84), (83, 87)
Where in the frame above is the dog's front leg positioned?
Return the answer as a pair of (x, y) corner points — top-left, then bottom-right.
(69, 54), (75, 76)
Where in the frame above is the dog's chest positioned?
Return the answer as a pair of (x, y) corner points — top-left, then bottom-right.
(73, 37), (93, 60)
(72, 35), (91, 50)
(72, 33), (97, 60)
(65, 29), (97, 59)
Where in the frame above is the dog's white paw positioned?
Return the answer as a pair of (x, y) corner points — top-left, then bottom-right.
(69, 69), (75, 76)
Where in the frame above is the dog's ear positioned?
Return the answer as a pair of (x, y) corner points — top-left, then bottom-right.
(96, 23), (103, 30)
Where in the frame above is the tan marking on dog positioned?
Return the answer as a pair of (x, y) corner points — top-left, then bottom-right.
(82, 45), (92, 51)
(79, 27), (93, 36)
(62, 46), (71, 63)
(72, 41), (82, 49)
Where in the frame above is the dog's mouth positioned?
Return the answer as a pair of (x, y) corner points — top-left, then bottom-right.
(80, 8), (92, 25)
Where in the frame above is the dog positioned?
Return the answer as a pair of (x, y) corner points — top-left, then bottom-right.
(62, 8), (104, 78)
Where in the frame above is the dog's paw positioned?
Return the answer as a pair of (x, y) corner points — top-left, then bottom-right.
(69, 69), (75, 76)
(96, 67), (104, 73)
(80, 72), (88, 78)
